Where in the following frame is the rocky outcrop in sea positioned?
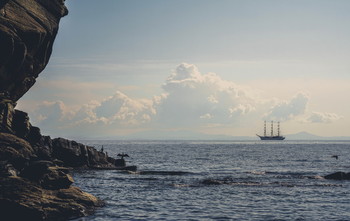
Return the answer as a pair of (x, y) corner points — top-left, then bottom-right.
(0, 0), (118, 220)
(324, 171), (350, 180)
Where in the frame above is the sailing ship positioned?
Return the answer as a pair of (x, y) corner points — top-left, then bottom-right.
(257, 121), (285, 140)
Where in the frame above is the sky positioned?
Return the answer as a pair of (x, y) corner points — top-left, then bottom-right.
(17, 0), (350, 139)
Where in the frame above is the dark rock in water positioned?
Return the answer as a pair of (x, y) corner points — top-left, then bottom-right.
(107, 156), (116, 165)
(52, 137), (115, 168)
(86, 144), (111, 167)
(138, 170), (190, 175)
(324, 172), (350, 180)
(52, 138), (87, 167)
(201, 179), (224, 185)
(115, 158), (126, 167)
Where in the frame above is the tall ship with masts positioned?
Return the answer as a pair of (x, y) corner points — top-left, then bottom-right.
(257, 121), (285, 140)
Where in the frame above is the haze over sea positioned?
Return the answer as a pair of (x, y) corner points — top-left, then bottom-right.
(72, 140), (350, 221)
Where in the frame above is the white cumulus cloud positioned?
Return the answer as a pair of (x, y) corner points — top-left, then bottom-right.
(265, 92), (309, 121)
(306, 112), (343, 123)
(24, 63), (342, 137)
(156, 63), (258, 126)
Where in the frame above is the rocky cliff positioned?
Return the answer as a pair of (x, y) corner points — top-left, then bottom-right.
(0, 0), (117, 220)
(0, 0), (67, 102)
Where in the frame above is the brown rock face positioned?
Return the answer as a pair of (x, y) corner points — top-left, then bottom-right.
(0, 0), (67, 102)
(0, 1), (118, 220)
(0, 176), (104, 221)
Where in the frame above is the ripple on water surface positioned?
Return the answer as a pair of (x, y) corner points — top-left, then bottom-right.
(72, 141), (350, 220)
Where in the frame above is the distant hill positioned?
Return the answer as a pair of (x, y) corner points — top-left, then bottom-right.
(286, 131), (323, 140)
(286, 131), (350, 140)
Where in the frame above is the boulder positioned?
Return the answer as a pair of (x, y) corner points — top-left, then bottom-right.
(0, 176), (104, 220)
(86, 146), (110, 167)
(0, 132), (35, 170)
(12, 109), (31, 138)
(20, 160), (73, 189)
(31, 134), (54, 160)
(115, 158), (126, 167)
(52, 137), (115, 168)
(52, 138), (87, 167)
(27, 126), (43, 145)
(20, 160), (54, 181)
(324, 171), (350, 180)
(41, 166), (74, 190)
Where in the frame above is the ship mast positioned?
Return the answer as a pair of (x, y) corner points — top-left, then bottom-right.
(278, 121), (280, 137)
(271, 121), (274, 137)
(264, 120), (266, 136)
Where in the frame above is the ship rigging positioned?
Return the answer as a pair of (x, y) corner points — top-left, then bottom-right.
(257, 121), (285, 140)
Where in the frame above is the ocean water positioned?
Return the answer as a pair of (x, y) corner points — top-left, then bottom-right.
(72, 140), (350, 221)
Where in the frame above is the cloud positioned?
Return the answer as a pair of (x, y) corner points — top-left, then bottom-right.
(265, 92), (309, 121)
(68, 91), (156, 127)
(29, 101), (73, 135)
(28, 63), (260, 135)
(156, 63), (258, 126)
(24, 63), (342, 137)
(306, 112), (343, 123)
(28, 91), (156, 137)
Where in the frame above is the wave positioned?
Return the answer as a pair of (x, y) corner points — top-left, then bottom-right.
(247, 170), (266, 175)
(200, 178), (262, 186)
(130, 170), (192, 176)
(247, 170), (327, 180)
(197, 176), (340, 188)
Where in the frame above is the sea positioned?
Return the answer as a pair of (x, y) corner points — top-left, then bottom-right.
(72, 140), (350, 221)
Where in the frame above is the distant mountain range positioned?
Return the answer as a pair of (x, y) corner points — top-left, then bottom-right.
(80, 130), (350, 141)
(285, 131), (350, 140)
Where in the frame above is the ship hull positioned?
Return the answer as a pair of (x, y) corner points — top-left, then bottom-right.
(257, 135), (285, 140)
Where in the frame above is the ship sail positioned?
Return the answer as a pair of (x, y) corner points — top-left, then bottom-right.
(257, 121), (285, 140)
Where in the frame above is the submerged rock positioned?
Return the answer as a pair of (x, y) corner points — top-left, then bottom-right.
(324, 172), (350, 180)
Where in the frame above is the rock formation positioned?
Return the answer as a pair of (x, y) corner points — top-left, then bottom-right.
(324, 171), (350, 180)
(0, 0), (67, 102)
(0, 0), (118, 220)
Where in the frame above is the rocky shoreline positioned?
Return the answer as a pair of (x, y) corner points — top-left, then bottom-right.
(1, 0), (348, 220)
(0, 0), (119, 220)
(0, 112), (118, 220)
